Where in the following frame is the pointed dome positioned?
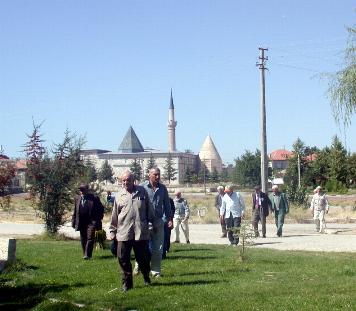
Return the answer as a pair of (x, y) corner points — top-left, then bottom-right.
(199, 135), (222, 161)
(118, 126), (144, 153)
(199, 135), (223, 173)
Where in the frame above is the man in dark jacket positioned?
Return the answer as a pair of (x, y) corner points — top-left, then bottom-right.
(72, 183), (104, 259)
(251, 185), (271, 238)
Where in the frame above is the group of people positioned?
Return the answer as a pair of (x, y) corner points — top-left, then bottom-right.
(215, 184), (329, 241)
(72, 173), (328, 292)
(72, 167), (190, 292)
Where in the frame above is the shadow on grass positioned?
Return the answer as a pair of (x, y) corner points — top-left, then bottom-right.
(171, 248), (215, 253)
(151, 279), (221, 287)
(0, 281), (86, 310)
(167, 255), (218, 260)
(253, 242), (282, 246)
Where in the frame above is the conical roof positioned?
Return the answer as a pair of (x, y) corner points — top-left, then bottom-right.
(118, 126), (144, 153)
(199, 135), (222, 161)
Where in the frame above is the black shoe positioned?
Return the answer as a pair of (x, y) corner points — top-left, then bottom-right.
(144, 277), (151, 286)
(122, 285), (132, 292)
(82, 256), (90, 260)
(186, 240), (190, 244)
(262, 235), (266, 238)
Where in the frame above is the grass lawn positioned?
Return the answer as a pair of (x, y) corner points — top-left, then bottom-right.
(1, 240), (356, 311)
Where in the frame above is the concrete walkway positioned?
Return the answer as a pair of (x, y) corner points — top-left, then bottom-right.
(1, 222), (356, 252)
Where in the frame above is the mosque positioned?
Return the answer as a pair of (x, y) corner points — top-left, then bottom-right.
(80, 91), (223, 185)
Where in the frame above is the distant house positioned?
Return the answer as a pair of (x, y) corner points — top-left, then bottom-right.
(269, 149), (293, 170)
(0, 156), (27, 193)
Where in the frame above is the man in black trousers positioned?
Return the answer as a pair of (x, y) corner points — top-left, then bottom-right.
(251, 185), (271, 238)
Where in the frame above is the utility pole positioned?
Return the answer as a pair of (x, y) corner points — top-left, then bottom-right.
(257, 47), (268, 193)
(297, 153), (301, 189)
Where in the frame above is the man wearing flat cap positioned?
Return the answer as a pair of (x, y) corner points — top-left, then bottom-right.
(72, 183), (105, 259)
(251, 186), (271, 238)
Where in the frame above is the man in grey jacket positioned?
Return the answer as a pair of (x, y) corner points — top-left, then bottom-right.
(109, 170), (155, 292)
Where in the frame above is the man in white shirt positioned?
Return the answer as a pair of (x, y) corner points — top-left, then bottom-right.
(310, 186), (329, 233)
(220, 185), (245, 246)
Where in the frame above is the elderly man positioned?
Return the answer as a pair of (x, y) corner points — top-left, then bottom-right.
(220, 185), (245, 246)
(269, 185), (289, 237)
(173, 190), (190, 244)
(141, 167), (173, 278)
(310, 186), (329, 233)
(109, 171), (154, 292)
(215, 185), (227, 238)
(72, 183), (104, 260)
(251, 185), (271, 238)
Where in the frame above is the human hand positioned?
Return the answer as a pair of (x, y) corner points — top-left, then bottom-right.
(326, 210), (329, 214)
(167, 219), (173, 229)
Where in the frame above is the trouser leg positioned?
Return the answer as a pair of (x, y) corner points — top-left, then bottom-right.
(226, 215), (234, 244)
(251, 209), (260, 237)
(162, 222), (169, 258)
(260, 214), (266, 236)
(181, 220), (190, 242)
(173, 217), (181, 242)
(276, 210), (285, 236)
(319, 210), (325, 233)
(133, 240), (151, 282)
(79, 227), (87, 255)
(85, 225), (95, 258)
(150, 224), (164, 274)
(233, 217), (241, 244)
(117, 240), (134, 289)
(220, 212), (227, 236)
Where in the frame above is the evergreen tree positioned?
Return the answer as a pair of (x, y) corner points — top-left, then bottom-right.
(347, 153), (356, 187)
(233, 149), (261, 187)
(130, 158), (142, 182)
(163, 153), (177, 184)
(329, 136), (348, 185)
(145, 153), (156, 178)
(306, 148), (330, 187)
(24, 124), (85, 234)
(211, 167), (220, 183)
(198, 162), (209, 184)
(84, 159), (97, 182)
(183, 166), (193, 184)
(98, 159), (114, 183)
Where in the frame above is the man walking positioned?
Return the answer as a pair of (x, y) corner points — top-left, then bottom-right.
(220, 185), (245, 246)
(141, 167), (173, 278)
(251, 185), (271, 238)
(310, 186), (329, 233)
(109, 171), (154, 292)
(173, 190), (190, 244)
(269, 185), (289, 237)
(215, 185), (227, 238)
(72, 183), (104, 260)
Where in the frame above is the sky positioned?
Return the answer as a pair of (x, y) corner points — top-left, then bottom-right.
(1, 1), (355, 164)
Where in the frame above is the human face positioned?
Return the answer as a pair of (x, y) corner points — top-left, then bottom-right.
(149, 169), (160, 185)
(122, 173), (134, 192)
(255, 188), (261, 195)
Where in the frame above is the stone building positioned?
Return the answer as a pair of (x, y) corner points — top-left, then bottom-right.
(80, 91), (222, 185)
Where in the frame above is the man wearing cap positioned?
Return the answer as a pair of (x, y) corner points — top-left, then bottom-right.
(310, 186), (329, 233)
(173, 190), (190, 244)
(220, 185), (245, 246)
(72, 183), (105, 259)
(215, 185), (227, 238)
(269, 185), (289, 237)
(251, 185), (271, 238)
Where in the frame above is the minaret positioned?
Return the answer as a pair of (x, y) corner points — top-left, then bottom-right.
(167, 89), (177, 152)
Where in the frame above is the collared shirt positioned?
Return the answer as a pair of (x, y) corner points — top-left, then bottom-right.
(109, 185), (154, 241)
(220, 192), (245, 218)
(215, 193), (223, 211)
(141, 180), (173, 223)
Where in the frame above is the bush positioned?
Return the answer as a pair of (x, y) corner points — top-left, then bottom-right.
(325, 179), (348, 194)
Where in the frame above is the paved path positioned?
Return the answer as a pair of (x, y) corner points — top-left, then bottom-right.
(1, 222), (356, 252)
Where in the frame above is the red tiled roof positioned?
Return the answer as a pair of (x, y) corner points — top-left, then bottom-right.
(269, 149), (292, 161)
(304, 153), (317, 162)
(15, 159), (27, 170)
(0, 154), (10, 160)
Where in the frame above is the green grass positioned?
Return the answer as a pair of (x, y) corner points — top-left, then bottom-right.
(1, 240), (356, 310)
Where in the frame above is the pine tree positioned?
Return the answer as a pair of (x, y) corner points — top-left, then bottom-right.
(24, 124), (85, 234)
(145, 153), (156, 178)
(130, 158), (142, 182)
(163, 153), (177, 184)
(84, 159), (98, 182)
(211, 167), (220, 183)
(329, 136), (348, 185)
(98, 159), (114, 183)
(183, 166), (192, 184)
